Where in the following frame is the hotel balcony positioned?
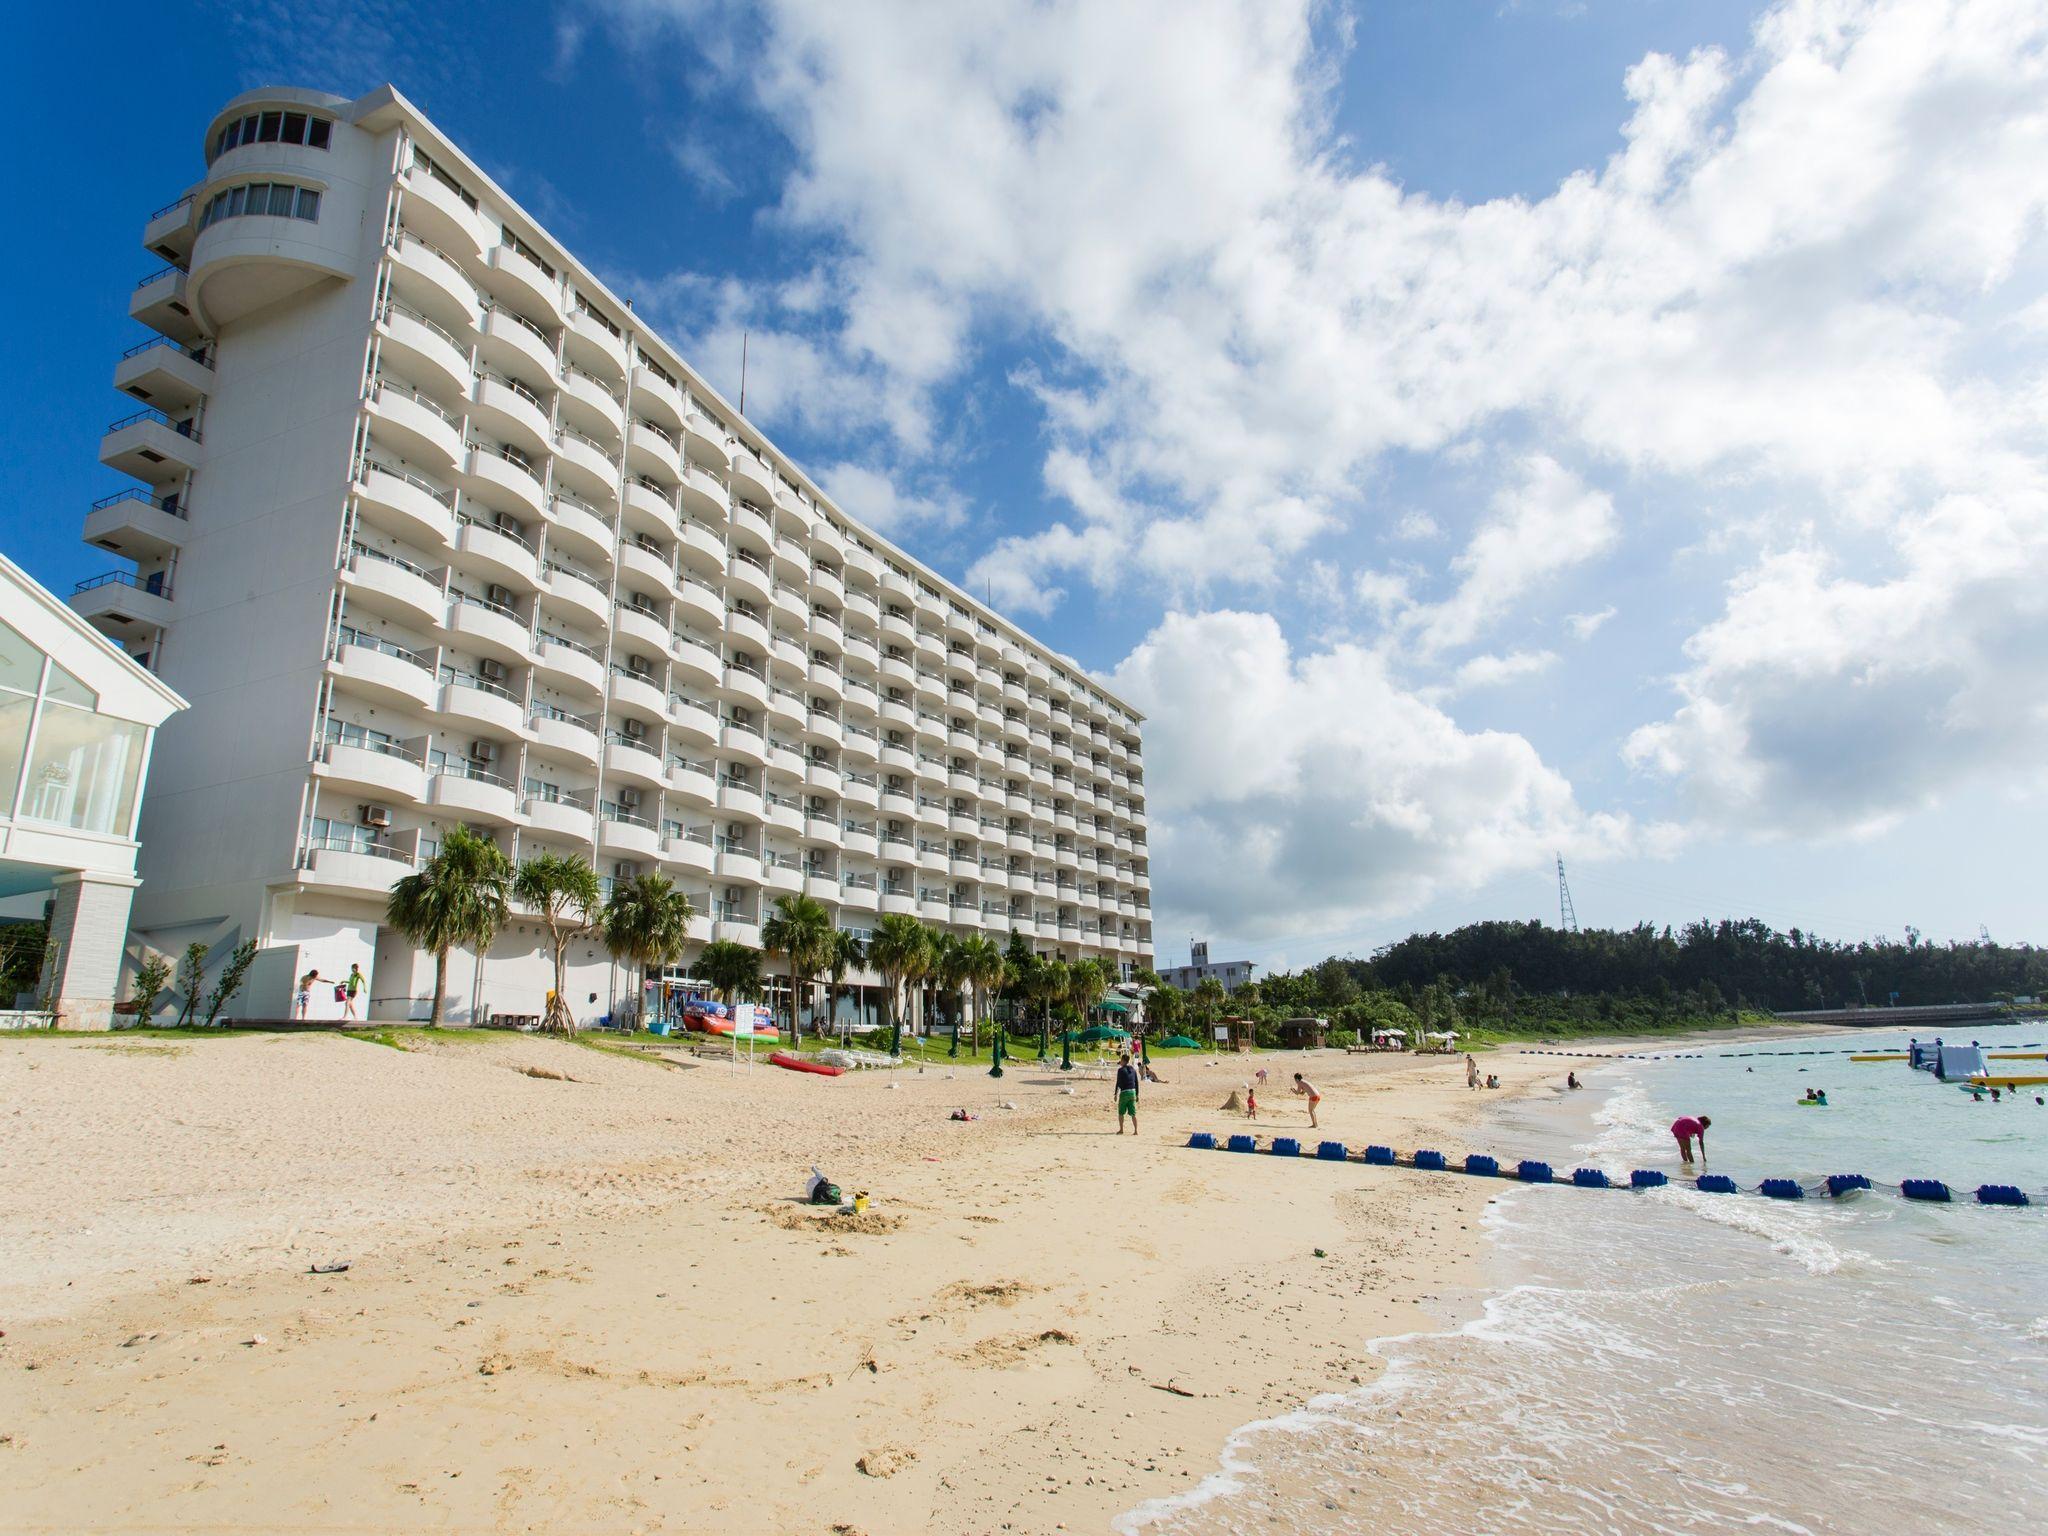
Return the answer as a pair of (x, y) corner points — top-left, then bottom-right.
(83, 489), (191, 563)
(142, 193), (199, 264)
(115, 337), (214, 413)
(70, 569), (174, 645)
(312, 736), (428, 813)
(100, 408), (202, 485)
(130, 266), (202, 345)
(298, 833), (421, 897)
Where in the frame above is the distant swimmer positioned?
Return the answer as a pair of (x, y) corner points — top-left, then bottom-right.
(1567, 1072), (1582, 1090)
(1801, 1088), (1828, 1106)
(1671, 1114), (1710, 1164)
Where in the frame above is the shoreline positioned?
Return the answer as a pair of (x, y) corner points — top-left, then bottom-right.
(0, 1024), (1814, 1534)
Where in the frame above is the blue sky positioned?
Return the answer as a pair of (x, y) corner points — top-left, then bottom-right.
(6, 0), (2046, 971)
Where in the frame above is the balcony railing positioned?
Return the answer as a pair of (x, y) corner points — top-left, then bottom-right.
(361, 456), (455, 507)
(91, 486), (187, 518)
(334, 626), (431, 670)
(135, 264), (185, 290)
(107, 406), (200, 442)
(74, 569), (171, 598)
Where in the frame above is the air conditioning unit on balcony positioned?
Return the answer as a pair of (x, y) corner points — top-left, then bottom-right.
(632, 591), (655, 612)
(622, 717), (647, 739)
(613, 860), (638, 879)
(360, 803), (392, 828)
(724, 887), (744, 903)
(477, 657), (506, 681)
(469, 740), (497, 762)
(628, 653), (651, 676)
(618, 786), (642, 808)
(493, 511), (520, 536)
(486, 582), (514, 608)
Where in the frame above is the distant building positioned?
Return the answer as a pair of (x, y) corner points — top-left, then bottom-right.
(1159, 939), (1254, 994)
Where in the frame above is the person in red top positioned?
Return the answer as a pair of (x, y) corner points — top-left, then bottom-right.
(1671, 1114), (1710, 1164)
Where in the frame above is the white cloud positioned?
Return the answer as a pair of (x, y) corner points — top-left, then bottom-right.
(1565, 606), (1616, 640)
(576, 0), (2048, 926)
(1450, 650), (1560, 693)
(1393, 510), (1442, 541)
(815, 462), (965, 534)
(1410, 455), (1617, 653)
(1108, 612), (1639, 941)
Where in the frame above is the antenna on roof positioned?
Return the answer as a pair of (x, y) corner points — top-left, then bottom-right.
(739, 329), (748, 415)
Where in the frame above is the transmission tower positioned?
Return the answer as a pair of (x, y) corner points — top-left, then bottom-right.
(1556, 853), (1579, 933)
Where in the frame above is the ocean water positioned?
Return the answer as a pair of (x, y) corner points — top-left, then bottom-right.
(1119, 1032), (2048, 1535)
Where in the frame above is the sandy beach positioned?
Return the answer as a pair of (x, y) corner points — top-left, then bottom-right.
(0, 1027), (1798, 1534)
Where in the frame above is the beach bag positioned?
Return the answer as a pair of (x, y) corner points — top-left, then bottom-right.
(809, 1180), (842, 1206)
(333, 985), (347, 1003)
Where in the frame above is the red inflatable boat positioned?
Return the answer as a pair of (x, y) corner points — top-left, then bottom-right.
(769, 1051), (844, 1076)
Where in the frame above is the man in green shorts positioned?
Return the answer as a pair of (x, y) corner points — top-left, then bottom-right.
(1114, 1053), (1140, 1135)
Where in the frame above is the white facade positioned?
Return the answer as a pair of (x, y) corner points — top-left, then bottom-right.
(2, 554), (187, 1029)
(76, 85), (1151, 1023)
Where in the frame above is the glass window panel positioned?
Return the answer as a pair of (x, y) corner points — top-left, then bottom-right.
(296, 188), (321, 221)
(281, 112), (306, 144)
(268, 184), (296, 216)
(0, 617), (41, 696)
(227, 185), (246, 217)
(21, 704), (144, 836)
(44, 657), (94, 708)
(258, 111), (281, 143)
(308, 118), (331, 149)
(0, 692), (32, 815)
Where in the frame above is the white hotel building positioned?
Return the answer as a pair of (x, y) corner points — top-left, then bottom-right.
(76, 84), (1151, 1022)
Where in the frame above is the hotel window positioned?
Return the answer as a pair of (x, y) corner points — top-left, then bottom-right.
(197, 182), (321, 231)
(0, 621), (146, 838)
(214, 110), (333, 158)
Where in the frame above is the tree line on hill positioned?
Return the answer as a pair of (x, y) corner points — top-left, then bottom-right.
(1139, 918), (2048, 1041)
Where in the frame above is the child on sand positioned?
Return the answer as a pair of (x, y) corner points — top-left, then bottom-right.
(1245, 1083), (1258, 1120)
(295, 969), (322, 1019)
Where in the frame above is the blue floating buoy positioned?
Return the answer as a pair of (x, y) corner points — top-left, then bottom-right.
(1316, 1141), (1348, 1161)
(1464, 1154), (1500, 1177)
(1270, 1137), (1301, 1157)
(1517, 1160), (1554, 1184)
(1976, 1184), (2030, 1207)
(1571, 1167), (1610, 1189)
(1364, 1145), (1396, 1166)
(1825, 1173), (1871, 1197)
(1227, 1134), (1258, 1154)
(1413, 1150), (1446, 1171)
(1696, 1174), (1739, 1194)
(1187, 1132), (1216, 1150)
(1901, 1179), (1952, 1203)
(1760, 1178), (1805, 1200)
(1630, 1169), (1668, 1189)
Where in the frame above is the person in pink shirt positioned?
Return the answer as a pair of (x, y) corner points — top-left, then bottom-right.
(1671, 1114), (1710, 1164)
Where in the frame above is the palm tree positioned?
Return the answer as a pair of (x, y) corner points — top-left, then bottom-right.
(903, 922), (938, 1042)
(694, 939), (762, 1007)
(514, 851), (601, 1035)
(962, 934), (1008, 1054)
(1193, 975), (1226, 1027)
(933, 933), (972, 1054)
(386, 826), (513, 1028)
(1066, 957), (1106, 1031)
(601, 872), (696, 1026)
(867, 914), (927, 1057)
(761, 893), (834, 1042)
(823, 927), (865, 1041)
(1034, 956), (1070, 1056)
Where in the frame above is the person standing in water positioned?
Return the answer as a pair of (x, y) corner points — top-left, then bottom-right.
(1671, 1113), (1710, 1164)
(1113, 1053), (1140, 1135)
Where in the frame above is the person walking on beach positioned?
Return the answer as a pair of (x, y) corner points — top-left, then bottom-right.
(295, 968), (323, 1019)
(1466, 1054), (1479, 1090)
(342, 962), (365, 1020)
(1671, 1113), (1710, 1165)
(1292, 1073), (1322, 1129)
(1113, 1053), (1140, 1135)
